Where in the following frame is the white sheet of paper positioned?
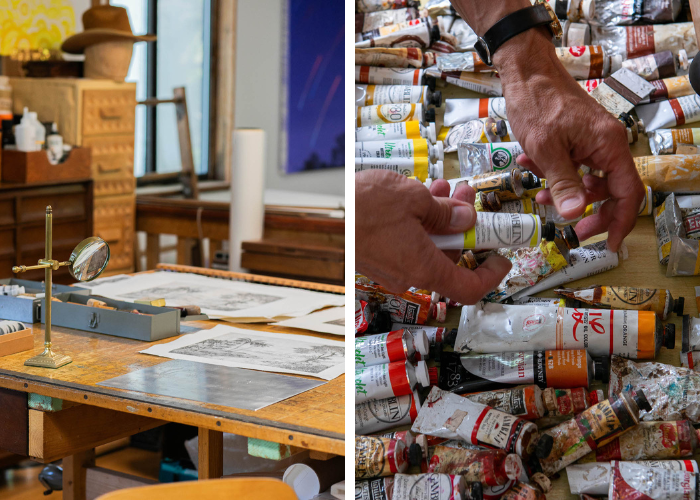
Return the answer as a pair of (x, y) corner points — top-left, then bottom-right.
(85, 272), (344, 319)
(273, 307), (345, 336)
(140, 324), (345, 380)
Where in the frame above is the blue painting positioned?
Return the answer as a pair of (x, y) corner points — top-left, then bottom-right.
(283, 0), (344, 173)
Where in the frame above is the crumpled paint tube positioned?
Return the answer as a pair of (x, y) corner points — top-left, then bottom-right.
(649, 128), (700, 155)
(355, 329), (429, 368)
(683, 206), (700, 239)
(592, 22), (697, 60)
(356, 0), (420, 14)
(608, 460), (700, 500)
(424, 0), (453, 17)
(444, 98), (507, 127)
(355, 21), (439, 50)
(609, 355), (700, 422)
(500, 475), (551, 500)
(438, 119), (515, 153)
(392, 473), (482, 500)
(557, 45), (613, 79)
(457, 142), (524, 176)
(355, 359), (430, 404)
(426, 445), (523, 486)
(543, 387), (603, 417)
(356, 300), (392, 335)
(355, 8), (420, 34)
(667, 236), (700, 276)
(555, 285), (685, 320)
(622, 50), (688, 82)
(635, 155), (700, 193)
(568, 460), (699, 496)
(463, 386), (547, 420)
(510, 240), (628, 300)
(355, 17), (429, 44)
(356, 390), (421, 434)
(411, 387), (552, 459)
(356, 276), (432, 324)
(655, 192), (686, 264)
(424, 67), (503, 97)
(355, 477), (394, 500)
(535, 388), (651, 476)
(644, 74), (695, 103)
(485, 241), (568, 302)
(355, 435), (422, 479)
(436, 52), (490, 73)
(579, 419), (698, 463)
(636, 94), (700, 132)
(682, 315), (700, 352)
(356, 66), (428, 86)
(355, 47), (424, 68)
(445, 17), (478, 51)
(454, 301), (675, 359)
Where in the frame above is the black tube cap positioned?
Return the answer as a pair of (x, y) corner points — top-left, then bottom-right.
(542, 222), (556, 241)
(522, 172), (536, 190)
(408, 443), (423, 466)
(465, 482), (483, 500)
(369, 311), (392, 334)
(425, 107), (436, 123)
(495, 120), (508, 137)
(594, 356), (610, 384)
(430, 90), (442, 108)
(426, 75), (437, 92)
(630, 388), (652, 412)
(430, 25), (441, 44)
(444, 328), (458, 347)
(562, 225), (580, 249)
(674, 297), (685, 316)
(663, 323), (676, 349)
(682, 315), (691, 352)
(534, 434), (554, 459)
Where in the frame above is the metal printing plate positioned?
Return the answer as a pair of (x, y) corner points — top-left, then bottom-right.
(97, 359), (325, 411)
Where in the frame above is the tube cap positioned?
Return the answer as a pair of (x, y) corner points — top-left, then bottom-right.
(426, 75), (437, 92)
(542, 221), (556, 241)
(430, 89), (443, 108)
(433, 301), (447, 322)
(430, 160), (444, 180)
(425, 107), (436, 123)
(531, 473), (552, 494)
(444, 328), (458, 347)
(562, 225), (580, 249)
(534, 434), (554, 459)
(504, 454), (523, 481)
(580, 0), (595, 20)
(522, 172), (536, 190)
(495, 119), (508, 137)
(594, 356), (610, 383)
(371, 311), (392, 334)
(674, 297), (685, 316)
(415, 360), (430, 387)
(466, 482), (483, 500)
(407, 443), (423, 466)
(414, 329), (430, 356)
(428, 366), (438, 386)
(630, 388), (652, 412)
(427, 122), (437, 144)
(679, 49), (690, 71)
(430, 25), (441, 44)
(434, 141), (444, 161)
(683, 315), (691, 352)
(663, 323), (676, 349)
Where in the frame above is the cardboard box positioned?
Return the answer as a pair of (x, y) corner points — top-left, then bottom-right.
(1, 147), (91, 183)
(0, 328), (33, 357)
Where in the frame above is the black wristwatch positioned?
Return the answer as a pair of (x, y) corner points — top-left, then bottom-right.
(474, 0), (562, 66)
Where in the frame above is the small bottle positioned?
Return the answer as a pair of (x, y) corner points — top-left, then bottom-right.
(14, 108), (36, 152)
(28, 111), (44, 150)
(46, 123), (63, 164)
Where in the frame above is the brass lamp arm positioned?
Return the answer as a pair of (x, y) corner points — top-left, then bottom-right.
(12, 261), (70, 274)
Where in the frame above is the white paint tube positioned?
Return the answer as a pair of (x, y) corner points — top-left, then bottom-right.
(622, 50), (689, 82)
(544, 0), (595, 22)
(355, 390), (421, 434)
(444, 98), (507, 127)
(355, 17), (429, 42)
(563, 21), (591, 46)
(354, 157), (443, 182)
(355, 477), (394, 500)
(355, 329), (429, 368)
(608, 461), (700, 500)
(355, 360), (430, 404)
(649, 128), (700, 155)
(391, 323), (455, 351)
(355, 66), (426, 86)
(512, 297), (564, 307)
(355, 21), (439, 50)
(355, 138), (444, 162)
(430, 213), (554, 251)
(636, 94), (700, 132)
(545, 184), (655, 223)
(511, 240), (627, 300)
(439, 119), (516, 154)
(411, 387), (551, 459)
(556, 45), (613, 80)
(592, 22), (697, 60)
(436, 52), (492, 73)
(568, 460), (699, 496)
(424, 67), (503, 97)
(356, 103), (434, 127)
(454, 301), (675, 359)
(355, 84), (441, 107)
(356, 8), (419, 33)
(457, 142), (524, 176)
(392, 474), (480, 500)
(356, 0), (420, 14)
(355, 121), (437, 144)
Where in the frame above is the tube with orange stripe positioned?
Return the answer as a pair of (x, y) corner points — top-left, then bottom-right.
(355, 84), (442, 107)
(556, 45), (611, 79)
(444, 97), (507, 127)
(356, 102), (434, 127)
(635, 94), (700, 132)
(355, 66), (430, 86)
(355, 435), (422, 480)
(355, 329), (429, 368)
(454, 302), (676, 359)
(430, 213), (556, 251)
(355, 359), (430, 404)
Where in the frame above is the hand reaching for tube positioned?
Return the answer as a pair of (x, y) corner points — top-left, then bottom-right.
(492, 29), (645, 252)
(355, 170), (511, 304)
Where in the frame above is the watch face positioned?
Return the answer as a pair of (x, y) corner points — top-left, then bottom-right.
(537, 0), (563, 39)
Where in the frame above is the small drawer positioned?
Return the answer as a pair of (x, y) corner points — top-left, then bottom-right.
(82, 135), (134, 178)
(82, 89), (136, 137)
(94, 175), (136, 198)
(19, 185), (88, 223)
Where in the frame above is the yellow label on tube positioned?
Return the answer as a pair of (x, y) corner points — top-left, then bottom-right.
(405, 121), (421, 139)
(413, 157), (430, 182)
(412, 139), (429, 158)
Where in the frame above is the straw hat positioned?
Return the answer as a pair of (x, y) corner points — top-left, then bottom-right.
(61, 5), (156, 54)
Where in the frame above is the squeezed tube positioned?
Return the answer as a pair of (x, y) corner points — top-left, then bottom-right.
(355, 84), (441, 107)
(355, 329), (429, 368)
(355, 21), (438, 50)
(454, 302), (676, 359)
(444, 98), (507, 127)
(355, 276), (432, 324)
(608, 460), (700, 500)
(641, 74), (694, 103)
(542, 387), (603, 418)
(356, 17), (429, 42)
(392, 323), (456, 355)
(355, 47), (424, 68)
(436, 52), (491, 73)
(426, 446), (523, 486)
(466, 169), (531, 201)
(654, 192), (685, 265)
(439, 119), (515, 154)
(355, 360), (430, 404)
(355, 157), (443, 181)
(555, 285), (684, 320)
(356, 66), (428, 86)
(457, 142), (525, 176)
(356, 0), (420, 14)
(355, 435), (421, 479)
(424, 67), (503, 97)
(411, 387), (551, 459)
(392, 473), (482, 500)
(684, 315), (700, 352)
(636, 94), (700, 132)
(356, 390), (421, 435)
(355, 138), (444, 162)
(536, 388), (651, 476)
(356, 121), (436, 144)
(556, 45), (611, 79)
(649, 128), (700, 155)
(430, 213), (555, 251)
(463, 386), (547, 420)
(622, 50), (688, 82)
(635, 155), (700, 192)
(355, 8), (420, 33)
(592, 22), (697, 60)
(355, 477), (394, 500)
(667, 236), (700, 276)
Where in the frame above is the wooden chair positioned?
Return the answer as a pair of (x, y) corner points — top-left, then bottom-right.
(96, 477), (298, 500)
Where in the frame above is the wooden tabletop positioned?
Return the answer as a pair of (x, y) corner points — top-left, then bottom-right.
(0, 279), (344, 455)
(436, 82), (700, 498)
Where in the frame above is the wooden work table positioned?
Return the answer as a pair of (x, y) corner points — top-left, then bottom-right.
(0, 268), (344, 499)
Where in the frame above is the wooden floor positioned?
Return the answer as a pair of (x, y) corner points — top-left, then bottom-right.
(0, 447), (161, 500)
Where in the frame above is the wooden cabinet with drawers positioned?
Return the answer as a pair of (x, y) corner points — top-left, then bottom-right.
(9, 78), (137, 275)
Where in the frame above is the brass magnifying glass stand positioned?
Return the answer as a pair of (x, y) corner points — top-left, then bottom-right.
(12, 206), (110, 369)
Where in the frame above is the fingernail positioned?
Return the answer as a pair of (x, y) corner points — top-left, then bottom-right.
(561, 196), (584, 213)
(451, 205), (474, 228)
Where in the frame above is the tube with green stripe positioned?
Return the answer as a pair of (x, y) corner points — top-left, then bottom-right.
(430, 213), (556, 250)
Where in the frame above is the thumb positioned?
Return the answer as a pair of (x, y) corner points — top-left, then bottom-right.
(538, 154), (587, 220)
(421, 196), (476, 235)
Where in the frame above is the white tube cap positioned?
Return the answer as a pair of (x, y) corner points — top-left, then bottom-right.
(427, 122), (437, 144)
(423, 177), (433, 189)
(413, 329), (430, 356)
(435, 140), (444, 161)
(415, 360), (430, 387)
(429, 160), (444, 179)
(580, 0), (595, 20)
(679, 49), (689, 71)
(283, 464), (319, 500)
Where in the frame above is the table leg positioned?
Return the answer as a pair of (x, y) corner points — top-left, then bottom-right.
(198, 428), (223, 479)
(63, 448), (96, 500)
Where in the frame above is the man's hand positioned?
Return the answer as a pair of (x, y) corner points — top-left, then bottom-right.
(493, 29), (645, 251)
(355, 170), (511, 304)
